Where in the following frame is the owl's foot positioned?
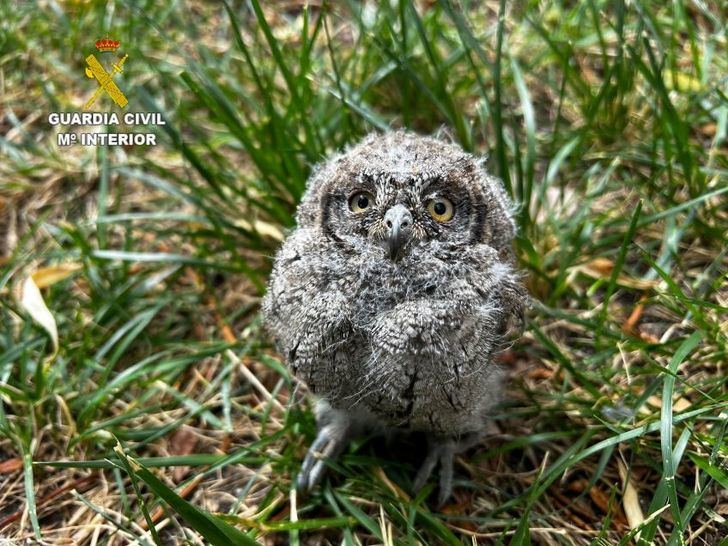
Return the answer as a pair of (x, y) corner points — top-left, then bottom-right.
(413, 432), (483, 507)
(296, 405), (351, 493)
(413, 437), (456, 507)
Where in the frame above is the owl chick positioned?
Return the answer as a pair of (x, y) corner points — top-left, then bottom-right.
(263, 131), (526, 505)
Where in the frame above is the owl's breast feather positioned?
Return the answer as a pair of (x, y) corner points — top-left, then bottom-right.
(263, 228), (522, 403)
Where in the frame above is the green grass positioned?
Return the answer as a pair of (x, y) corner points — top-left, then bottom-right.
(1, 0), (726, 544)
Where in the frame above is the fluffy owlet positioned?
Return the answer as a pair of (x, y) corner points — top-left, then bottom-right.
(263, 131), (527, 505)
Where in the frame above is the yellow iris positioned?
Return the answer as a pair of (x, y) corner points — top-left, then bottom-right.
(427, 198), (454, 222)
(349, 191), (374, 213)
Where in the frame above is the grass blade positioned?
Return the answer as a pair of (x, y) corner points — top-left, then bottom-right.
(114, 446), (260, 546)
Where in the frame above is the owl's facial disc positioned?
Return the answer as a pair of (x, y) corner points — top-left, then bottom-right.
(327, 171), (474, 259)
(383, 204), (413, 260)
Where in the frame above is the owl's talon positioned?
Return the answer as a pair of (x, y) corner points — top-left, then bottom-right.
(413, 438), (456, 507)
(297, 430), (331, 491)
(296, 419), (351, 493)
(413, 445), (441, 493)
(437, 445), (455, 508)
(304, 458), (328, 492)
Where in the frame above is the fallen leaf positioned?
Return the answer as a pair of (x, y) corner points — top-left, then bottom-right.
(674, 397), (692, 413)
(585, 257), (614, 276)
(639, 331), (660, 344)
(215, 311), (236, 343)
(618, 459), (645, 541)
(567, 478), (619, 518)
(0, 458), (23, 473)
(588, 485), (611, 514)
(646, 395), (692, 413)
(20, 275), (58, 355)
(623, 295), (647, 334)
(700, 123), (716, 138)
(235, 218), (284, 241)
(31, 263), (82, 288)
(527, 367), (553, 380)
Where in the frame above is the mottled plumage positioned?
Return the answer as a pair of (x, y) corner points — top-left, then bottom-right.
(263, 131), (527, 504)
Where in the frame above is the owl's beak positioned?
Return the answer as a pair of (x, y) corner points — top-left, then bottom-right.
(384, 204), (413, 260)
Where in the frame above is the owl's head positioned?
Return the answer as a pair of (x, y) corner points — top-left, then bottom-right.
(297, 131), (516, 260)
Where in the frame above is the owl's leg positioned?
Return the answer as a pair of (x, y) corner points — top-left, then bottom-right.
(437, 444), (455, 507)
(296, 401), (352, 492)
(413, 432), (483, 507)
(412, 437), (456, 506)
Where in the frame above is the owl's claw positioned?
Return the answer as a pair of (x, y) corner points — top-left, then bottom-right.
(296, 418), (351, 493)
(437, 444), (455, 507)
(412, 438), (457, 507)
(414, 431), (485, 506)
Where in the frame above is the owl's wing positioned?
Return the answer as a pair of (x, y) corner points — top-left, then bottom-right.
(467, 250), (528, 338)
(262, 230), (359, 392)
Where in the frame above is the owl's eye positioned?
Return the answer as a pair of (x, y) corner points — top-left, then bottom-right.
(427, 198), (454, 222)
(349, 191), (375, 213)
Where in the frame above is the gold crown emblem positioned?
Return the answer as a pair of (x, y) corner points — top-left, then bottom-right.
(95, 38), (120, 52)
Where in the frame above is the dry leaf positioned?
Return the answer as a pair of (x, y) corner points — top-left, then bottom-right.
(527, 367), (554, 380)
(235, 218), (284, 241)
(31, 263), (82, 288)
(639, 331), (660, 344)
(700, 123), (716, 138)
(646, 395), (692, 413)
(20, 275), (58, 355)
(585, 257), (614, 276)
(215, 311), (237, 343)
(0, 458), (23, 473)
(618, 459), (645, 540)
(623, 296), (647, 334)
(588, 485), (611, 514)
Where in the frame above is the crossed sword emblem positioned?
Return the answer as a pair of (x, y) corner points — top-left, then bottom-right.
(84, 53), (129, 110)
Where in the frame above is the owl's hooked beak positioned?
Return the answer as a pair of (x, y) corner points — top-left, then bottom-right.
(384, 204), (413, 261)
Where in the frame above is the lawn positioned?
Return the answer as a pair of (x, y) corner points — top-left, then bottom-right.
(0, 0), (726, 544)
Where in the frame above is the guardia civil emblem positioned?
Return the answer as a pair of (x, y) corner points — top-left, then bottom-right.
(84, 38), (129, 110)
